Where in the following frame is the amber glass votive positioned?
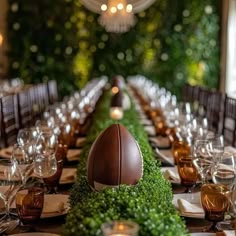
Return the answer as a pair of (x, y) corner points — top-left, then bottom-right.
(101, 220), (139, 236)
(172, 140), (191, 164)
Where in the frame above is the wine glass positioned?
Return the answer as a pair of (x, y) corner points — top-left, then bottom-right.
(201, 183), (230, 231)
(192, 139), (213, 184)
(17, 128), (38, 160)
(208, 134), (224, 164)
(177, 155), (198, 193)
(211, 152), (236, 230)
(0, 159), (22, 225)
(11, 144), (34, 185)
(34, 131), (58, 179)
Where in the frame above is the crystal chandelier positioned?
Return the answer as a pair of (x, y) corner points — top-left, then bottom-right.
(80, 0), (156, 33)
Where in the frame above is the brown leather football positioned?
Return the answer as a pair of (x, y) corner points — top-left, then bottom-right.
(87, 124), (143, 191)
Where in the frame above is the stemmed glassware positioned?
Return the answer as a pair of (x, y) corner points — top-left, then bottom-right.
(0, 159), (22, 227)
(177, 155), (198, 193)
(201, 183), (230, 232)
(34, 131), (58, 178)
(11, 144), (34, 185)
(192, 139), (213, 185)
(210, 152), (236, 230)
(208, 134), (224, 164)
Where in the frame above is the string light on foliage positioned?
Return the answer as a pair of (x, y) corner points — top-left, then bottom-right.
(161, 53), (169, 61)
(205, 5), (213, 14)
(80, 0), (155, 33)
(13, 22), (20, 30)
(182, 9), (190, 17)
(11, 3), (19, 12)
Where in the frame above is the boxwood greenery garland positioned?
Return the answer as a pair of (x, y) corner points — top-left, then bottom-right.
(62, 90), (188, 235)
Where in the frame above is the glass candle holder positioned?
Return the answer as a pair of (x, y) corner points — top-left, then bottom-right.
(101, 220), (139, 236)
(110, 107), (124, 120)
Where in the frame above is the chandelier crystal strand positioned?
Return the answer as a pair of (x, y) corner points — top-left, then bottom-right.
(98, 0), (136, 33)
(80, 0), (155, 33)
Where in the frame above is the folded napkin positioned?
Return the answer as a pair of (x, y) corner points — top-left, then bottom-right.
(67, 149), (82, 161)
(42, 194), (69, 214)
(177, 198), (204, 218)
(149, 136), (170, 149)
(225, 146), (236, 154)
(0, 146), (14, 158)
(140, 119), (153, 126)
(75, 137), (86, 148)
(162, 168), (180, 183)
(155, 148), (174, 166)
(144, 126), (156, 136)
(60, 168), (77, 184)
(222, 230), (236, 236)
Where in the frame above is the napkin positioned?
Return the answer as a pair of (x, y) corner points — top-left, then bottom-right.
(225, 146), (236, 154)
(155, 148), (174, 166)
(162, 168), (180, 183)
(149, 136), (170, 149)
(177, 198), (204, 218)
(67, 149), (82, 161)
(222, 230), (236, 236)
(0, 146), (13, 158)
(75, 137), (86, 148)
(60, 168), (77, 184)
(43, 195), (68, 214)
(140, 119), (152, 126)
(144, 126), (156, 136)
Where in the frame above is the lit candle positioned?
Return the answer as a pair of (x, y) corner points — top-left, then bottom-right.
(110, 107), (123, 120)
(101, 220), (139, 236)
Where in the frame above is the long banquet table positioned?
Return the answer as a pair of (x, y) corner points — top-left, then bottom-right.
(1, 78), (236, 236)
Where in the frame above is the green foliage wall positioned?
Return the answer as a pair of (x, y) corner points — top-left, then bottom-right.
(7, 0), (220, 98)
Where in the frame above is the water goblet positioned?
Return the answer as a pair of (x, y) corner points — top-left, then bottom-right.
(177, 155), (198, 193)
(172, 139), (191, 165)
(11, 144), (34, 185)
(192, 139), (213, 184)
(43, 146), (64, 194)
(201, 183), (230, 231)
(15, 180), (44, 231)
(211, 152), (236, 230)
(208, 134), (224, 164)
(0, 159), (22, 224)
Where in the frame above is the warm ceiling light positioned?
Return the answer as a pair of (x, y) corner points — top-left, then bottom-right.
(117, 3), (124, 10)
(110, 6), (117, 13)
(101, 4), (107, 11)
(126, 4), (133, 12)
(80, 0), (156, 33)
(0, 33), (3, 46)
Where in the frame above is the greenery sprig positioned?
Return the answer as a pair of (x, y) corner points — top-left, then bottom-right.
(62, 91), (188, 235)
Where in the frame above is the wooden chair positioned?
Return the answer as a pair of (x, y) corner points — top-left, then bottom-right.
(0, 94), (19, 147)
(196, 87), (211, 119)
(182, 83), (193, 103)
(206, 90), (224, 133)
(222, 95), (236, 146)
(47, 80), (58, 104)
(37, 83), (49, 113)
(16, 89), (32, 128)
(28, 85), (41, 122)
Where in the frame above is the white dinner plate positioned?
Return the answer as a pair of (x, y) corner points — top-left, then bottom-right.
(10, 233), (60, 236)
(190, 233), (215, 236)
